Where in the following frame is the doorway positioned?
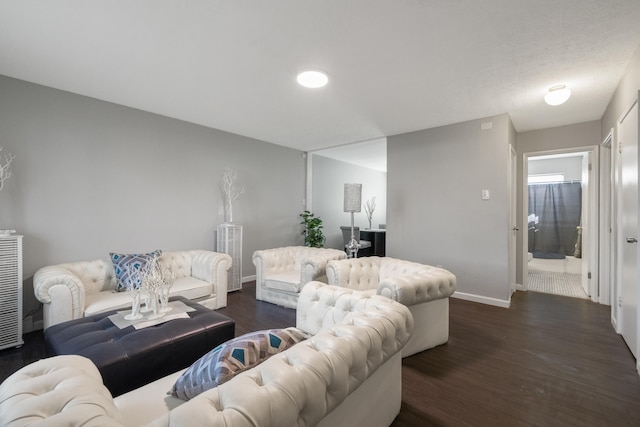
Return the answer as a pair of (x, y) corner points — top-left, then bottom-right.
(524, 148), (598, 300)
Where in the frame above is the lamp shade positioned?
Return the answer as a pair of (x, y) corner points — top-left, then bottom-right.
(343, 183), (362, 212)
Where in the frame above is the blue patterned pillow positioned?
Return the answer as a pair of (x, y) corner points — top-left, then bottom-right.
(169, 327), (310, 400)
(110, 250), (162, 292)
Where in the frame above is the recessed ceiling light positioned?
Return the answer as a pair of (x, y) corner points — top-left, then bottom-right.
(297, 70), (329, 88)
(544, 85), (571, 106)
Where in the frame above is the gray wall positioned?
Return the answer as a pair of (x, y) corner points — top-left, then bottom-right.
(602, 44), (640, 138)
(515, 121), (601, 284)
(0, 75), (306, 321)
(311, 154), (387, 250)
(387, 114), (512, 304)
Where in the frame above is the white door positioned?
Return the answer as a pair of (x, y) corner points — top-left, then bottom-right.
(619, 100), (639, 359)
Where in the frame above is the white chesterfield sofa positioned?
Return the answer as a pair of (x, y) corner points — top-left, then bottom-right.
(34, 250), (232, 330)
(253, 246), (347, 308)
(0, 282), (413, 427)
(327, 256), (456, 357)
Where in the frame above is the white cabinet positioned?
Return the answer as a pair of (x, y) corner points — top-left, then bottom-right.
(217, 224), (242, 292)
(0, 235), (23, 350)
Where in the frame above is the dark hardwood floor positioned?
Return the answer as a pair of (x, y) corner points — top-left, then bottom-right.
(1, 283), (639, 426)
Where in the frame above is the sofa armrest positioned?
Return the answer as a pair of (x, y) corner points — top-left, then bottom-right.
(34, 265), (87, 329)
(0, 355), (125, 427)
(190, 251), (232, 308)
(377, 267), (456, 306)
(299, 249), (348, 283)
(252, 247), (296, 275)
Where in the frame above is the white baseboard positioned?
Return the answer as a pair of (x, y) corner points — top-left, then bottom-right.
(611, 315), (619, 333)
(516, 283), (526, 291)
(451, 291), (511, 308)
(242, 275), (256, 283)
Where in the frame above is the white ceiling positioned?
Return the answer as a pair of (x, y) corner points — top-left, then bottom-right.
(1, 1), (640, 156)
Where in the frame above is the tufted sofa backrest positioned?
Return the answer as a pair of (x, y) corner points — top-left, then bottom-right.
(59, 259), (118, 294)
(158, 251), (192, 279)
(326, 256), (383, 291)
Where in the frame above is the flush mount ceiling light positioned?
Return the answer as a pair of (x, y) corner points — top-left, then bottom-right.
(544, 84), (571, 106)
(296, 70), (329, 88)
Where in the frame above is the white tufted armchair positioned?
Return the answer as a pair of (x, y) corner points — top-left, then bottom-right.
(34, 250), (232, 329)
(326, 256), (456, 356)
(252, 246), (347, 309)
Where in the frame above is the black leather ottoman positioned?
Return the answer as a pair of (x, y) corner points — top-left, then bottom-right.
(44, 296), (235, 397)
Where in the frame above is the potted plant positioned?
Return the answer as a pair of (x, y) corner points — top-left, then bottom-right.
(300, 211), (325, 248)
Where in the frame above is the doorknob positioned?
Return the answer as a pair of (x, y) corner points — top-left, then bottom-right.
(627, 237), (638, 243)
(512, 227), (520, 231)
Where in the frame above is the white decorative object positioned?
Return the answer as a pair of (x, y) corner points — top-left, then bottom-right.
(364, 196), (376, 229)
(220, 168), (245, 224)
(158, 262), (175, 313)
(0, 235), (23, 350)
(217, 223), (242, 292)
(0, 146), (15, 192)
(138, 257), (175, 320)
(123, 265), (143, 320)
(125, 291), (142, 320)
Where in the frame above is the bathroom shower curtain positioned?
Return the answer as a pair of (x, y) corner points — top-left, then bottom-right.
(528, 182), (582, 259)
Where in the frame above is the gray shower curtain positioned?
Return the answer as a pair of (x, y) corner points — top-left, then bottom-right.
(528, 182), (582, 259)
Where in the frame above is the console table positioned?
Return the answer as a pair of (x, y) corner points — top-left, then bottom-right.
(360, 229), (386, 257)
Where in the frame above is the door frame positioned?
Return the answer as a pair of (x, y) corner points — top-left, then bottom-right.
(522, 145), (600, 301)
(600, 129), (614, 310)
(509, 144), (517, 295)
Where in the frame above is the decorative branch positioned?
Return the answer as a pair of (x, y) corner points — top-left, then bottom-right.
(0, 147), (15, 192)
(219, 168), (245, 223)
(364, 196), (376, 229)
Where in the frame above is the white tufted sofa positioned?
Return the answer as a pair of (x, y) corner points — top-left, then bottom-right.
(326, 256), (456, 357)
(253, 246), (347, 308)
(0, 282), (413, 427)
(33, 250), (232, 330)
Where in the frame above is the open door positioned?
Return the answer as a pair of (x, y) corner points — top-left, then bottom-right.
(618, 99), (639, 360)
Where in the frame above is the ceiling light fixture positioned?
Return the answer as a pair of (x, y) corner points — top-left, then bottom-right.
(297, 70), (329, 89)
(544, 84), (571, 106)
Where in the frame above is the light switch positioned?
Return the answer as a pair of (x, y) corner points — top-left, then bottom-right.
(481, 189), (490, 200)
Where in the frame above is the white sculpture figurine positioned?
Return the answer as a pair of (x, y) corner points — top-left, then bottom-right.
(0, 146), (15, 191)
(220, 168), (245, 223)
(364, 196), (376, 229)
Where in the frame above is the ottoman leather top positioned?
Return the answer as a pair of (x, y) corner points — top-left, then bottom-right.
(44, 296), (235, 396)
